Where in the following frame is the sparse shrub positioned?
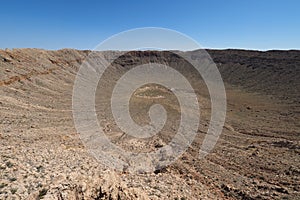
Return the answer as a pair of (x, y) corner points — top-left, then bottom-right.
(39, 188), (48, 199)
(10, 188), (17, 194)
(9, 177), (17, 182)
(0, 183), (8, 189)
(5, 161), (13, 168)
(36, 165), (43, 172)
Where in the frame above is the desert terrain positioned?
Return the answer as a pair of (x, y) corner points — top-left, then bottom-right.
(0, 48), (299, 199)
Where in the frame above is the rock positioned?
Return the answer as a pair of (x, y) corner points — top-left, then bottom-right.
(2, 57), (12, 62)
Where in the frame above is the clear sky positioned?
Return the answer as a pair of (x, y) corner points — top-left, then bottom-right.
(1, 0), (299, 50)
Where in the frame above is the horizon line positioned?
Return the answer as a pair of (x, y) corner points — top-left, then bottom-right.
(1, 47), (300, 52)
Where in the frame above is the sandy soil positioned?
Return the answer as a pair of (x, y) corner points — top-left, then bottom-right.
(0, 48), (299, 199)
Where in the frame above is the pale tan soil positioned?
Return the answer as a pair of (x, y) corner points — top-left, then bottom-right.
(0, 48), (299, 199)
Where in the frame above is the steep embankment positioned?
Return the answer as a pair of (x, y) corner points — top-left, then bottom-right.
(207, 49), (300, 103)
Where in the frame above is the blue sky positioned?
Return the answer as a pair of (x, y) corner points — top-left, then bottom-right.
(0, 0), (299, 50)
